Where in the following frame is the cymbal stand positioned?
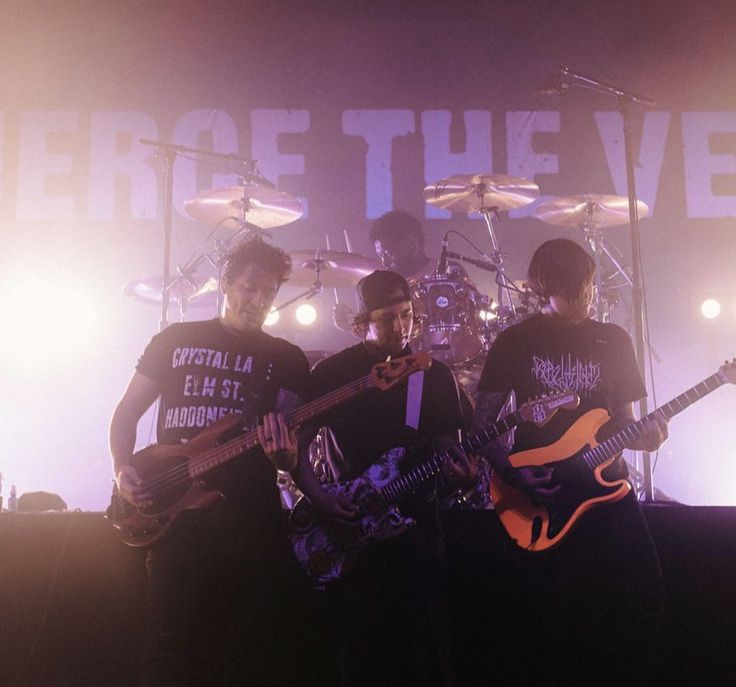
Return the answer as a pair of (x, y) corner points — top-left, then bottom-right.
(580, 217), (634, 323)
(478, 204), (517, 320)
(139, 137), (258, 329)
(271, 251), (325, 314)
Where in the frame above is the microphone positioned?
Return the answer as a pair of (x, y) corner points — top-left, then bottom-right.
(437, 234), (449, 274)
(446, 251), (497, 272)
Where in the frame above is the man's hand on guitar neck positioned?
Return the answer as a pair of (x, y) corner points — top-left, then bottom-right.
(257, 413), (299, 472)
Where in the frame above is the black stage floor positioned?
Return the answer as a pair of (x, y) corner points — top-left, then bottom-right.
(1, 505), (735, 686)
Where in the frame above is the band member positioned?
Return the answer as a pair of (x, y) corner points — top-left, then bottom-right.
(293, 270), (477, 686)
(333, 209), (467, 332)
(109, 237), (311, 686)
(475, 238), (667, 686)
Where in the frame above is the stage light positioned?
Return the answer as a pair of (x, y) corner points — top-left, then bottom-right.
(0, 278), (96, 362)
(263, 306), (279, 327)
(701, 298), (721, 320)
(295, 303), (317, 326)
(479, 309), (498, 322)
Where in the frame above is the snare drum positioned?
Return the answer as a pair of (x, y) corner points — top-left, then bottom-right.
(409, 274), (484, 365)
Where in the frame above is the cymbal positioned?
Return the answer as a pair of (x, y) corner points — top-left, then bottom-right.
(288, 250), (380, 288)
(423, 173), (539, 213)
(122, 276), (218, 308)
(533, 194), (649, 228)
(184, 184), (303, 229)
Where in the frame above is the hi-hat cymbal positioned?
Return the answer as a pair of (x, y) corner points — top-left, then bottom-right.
(288, 250), (380, 288)
(423, 173), (539, 213)
(184, 184), (303, 229)
(123, 276), (218, 308)
(533, 194), (649, 228)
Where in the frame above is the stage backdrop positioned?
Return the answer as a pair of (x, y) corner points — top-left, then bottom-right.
(1, 1), (734, 509)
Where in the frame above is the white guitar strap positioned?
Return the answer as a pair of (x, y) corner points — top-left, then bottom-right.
(404, 370), (425, 431)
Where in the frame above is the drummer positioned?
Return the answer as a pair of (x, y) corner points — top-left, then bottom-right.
(333, 209), (468, 332)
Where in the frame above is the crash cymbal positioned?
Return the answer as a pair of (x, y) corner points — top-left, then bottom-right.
(184, 183), (303, 229)
(288, 250), (380, 288)
(123, 276), (217, 308)
(423, 173), (539, 213)
(533, 194), (649, 228)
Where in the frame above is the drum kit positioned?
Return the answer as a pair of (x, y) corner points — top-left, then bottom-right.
(124, 169), (645, 398)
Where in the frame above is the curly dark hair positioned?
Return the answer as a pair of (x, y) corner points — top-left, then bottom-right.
(222, 236), (292, 287)
(527, 238), (595, 304)
(369, 210), (424, 248)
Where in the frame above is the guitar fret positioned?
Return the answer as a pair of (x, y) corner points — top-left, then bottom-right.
(582, 372), (725, 469)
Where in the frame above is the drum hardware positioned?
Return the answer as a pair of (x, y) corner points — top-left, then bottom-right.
(534, 194), (645, 322)
(424, 173), (539, 325)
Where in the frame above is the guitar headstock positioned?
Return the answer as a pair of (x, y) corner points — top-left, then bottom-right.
(519, 390), (580, 427)
(717, 358), (736, 385)
(372, 351), (433, 391)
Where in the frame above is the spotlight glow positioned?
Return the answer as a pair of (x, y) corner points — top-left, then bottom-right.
(263, 306), (280, 327)
(701, 298), (721, 320)
(295, 303), (317, 326)
(479, 309), (498, 322)
(0, 278), (97, 362)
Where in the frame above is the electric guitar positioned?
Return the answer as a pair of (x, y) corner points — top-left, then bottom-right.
(491, 359), (736, 552)
(107, 352), (432, 547)
(290, 390), (579, 585)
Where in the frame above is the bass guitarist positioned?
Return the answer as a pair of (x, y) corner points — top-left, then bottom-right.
(109, 236), (311, 687)
(475, 237), (668, 686)
(292, 269), (476, 687)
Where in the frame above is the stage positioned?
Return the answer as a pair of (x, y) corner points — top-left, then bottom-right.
(1, 505), (735, 686)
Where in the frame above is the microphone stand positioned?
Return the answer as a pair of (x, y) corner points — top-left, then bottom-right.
(559, 67), (656, 501)
(139, 138), (258, 330)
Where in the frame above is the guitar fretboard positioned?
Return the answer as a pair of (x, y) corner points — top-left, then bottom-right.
(188, 373), (377, 477)
(380, 409), (524, 503)
(582, 373), (724, 470)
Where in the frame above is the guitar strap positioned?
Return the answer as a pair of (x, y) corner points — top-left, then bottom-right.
(405, 370), (425, 431)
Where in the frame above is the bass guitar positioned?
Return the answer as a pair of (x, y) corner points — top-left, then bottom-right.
(107, 352), (431, 547)
(290, 390), (579, 585)
(491, 359), (736, 552)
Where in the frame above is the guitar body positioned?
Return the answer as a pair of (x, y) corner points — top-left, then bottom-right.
(107, 413), (243, 547)
(290, 448), (415, 586)
(490, 408), (631, 552)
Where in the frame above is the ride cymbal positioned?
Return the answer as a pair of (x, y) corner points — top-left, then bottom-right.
(184, 184), (303, 229)
(287, 250), (380, 288)
(533, 194), (649, 228)
(424, 173), (539, 213)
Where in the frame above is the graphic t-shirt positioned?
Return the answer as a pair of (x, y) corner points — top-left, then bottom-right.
(310, 343), (465, 538)
(135, 318), (310, 529)
(478, 313), (646, 473)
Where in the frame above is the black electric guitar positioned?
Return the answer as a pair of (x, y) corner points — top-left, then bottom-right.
(491, 359), (736, 552)
(290, 390), (579, 585)
(107, 352), (432, 547)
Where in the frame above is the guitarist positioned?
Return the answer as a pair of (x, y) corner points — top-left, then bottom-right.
(109, 237), (311, 686)
(474, 238), (668, 686)
(293, 269), (476, 687)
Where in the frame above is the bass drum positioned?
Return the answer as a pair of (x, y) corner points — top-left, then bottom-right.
(409, 274), (485, 365)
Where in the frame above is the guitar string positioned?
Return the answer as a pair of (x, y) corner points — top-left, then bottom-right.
(138, 374), (374, 496)
(133, 363), (426, 499)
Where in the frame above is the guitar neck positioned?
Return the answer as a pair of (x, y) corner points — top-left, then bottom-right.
(380, 409), (525, 503)
(188, 373), (376, 477)
(583, 372), (724, 469)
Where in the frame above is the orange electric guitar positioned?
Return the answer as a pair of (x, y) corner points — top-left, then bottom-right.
(491, 359), (736, 552)
(107, 352), (432, 547)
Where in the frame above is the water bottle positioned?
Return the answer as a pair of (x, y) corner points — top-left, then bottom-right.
(8, 484), (18, 512)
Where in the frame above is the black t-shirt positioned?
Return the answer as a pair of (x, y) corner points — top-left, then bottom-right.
(478, 313), (646, 470)
(309, 342), (464, 538)
(135, 318), (310, 534)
